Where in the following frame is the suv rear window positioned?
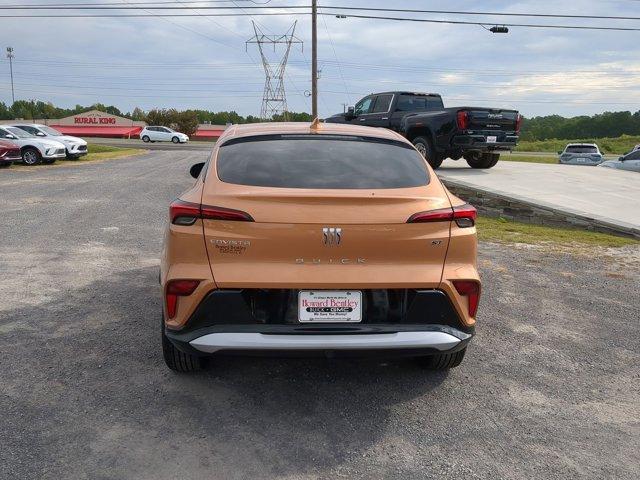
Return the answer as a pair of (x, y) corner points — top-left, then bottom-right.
(396, 94), (444, 112)
(216, 135), (429, 189)
(565, 145), (598, 153)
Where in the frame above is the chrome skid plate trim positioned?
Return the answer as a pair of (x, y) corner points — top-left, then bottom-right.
(190, 331), (461, 353)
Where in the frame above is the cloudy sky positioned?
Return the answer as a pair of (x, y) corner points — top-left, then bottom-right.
(1, 0), (639, 118)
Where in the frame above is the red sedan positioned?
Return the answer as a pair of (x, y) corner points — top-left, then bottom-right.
(0, 139), (21, 167)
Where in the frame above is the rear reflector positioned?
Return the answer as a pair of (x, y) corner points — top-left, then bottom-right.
(170, 199), (253, 225)
(452, 280), (481, 317)
(407, 203), (477, 227)
(166, 279), (200, 319)
(456, 110), (469, 130)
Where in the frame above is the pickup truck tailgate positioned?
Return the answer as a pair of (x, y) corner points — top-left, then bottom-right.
(465, 109), (519, 131)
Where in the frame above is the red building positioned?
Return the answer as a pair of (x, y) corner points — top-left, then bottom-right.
(1, 110), (228, 140)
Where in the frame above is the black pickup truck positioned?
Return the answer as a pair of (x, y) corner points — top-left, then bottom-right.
(325, 91), (521, 169)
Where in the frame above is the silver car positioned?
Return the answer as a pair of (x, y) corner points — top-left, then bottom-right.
(0, 126), (67, 165)
(11, 124), (88, 159)
(599, 149), (640, 173)
(558, 143), (604, 166)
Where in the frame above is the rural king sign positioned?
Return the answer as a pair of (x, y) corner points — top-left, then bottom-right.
(74, 114), (116, 125)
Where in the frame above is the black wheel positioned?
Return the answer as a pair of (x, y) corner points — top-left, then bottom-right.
(161, 316), (202, 372)
(417, 347), (467, 370)
(412, 136), (443, 169)
(142, 135), (150, 143)
(171, 136), (179, 144)
(22, 148), (41, 166)
(465, 152), (499, 169)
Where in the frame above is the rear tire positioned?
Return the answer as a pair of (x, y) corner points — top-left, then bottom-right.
(465, 152), (499, 169)
(161, 316), (202, 372)
(412, 136), (443, 169)
(22, 148), (41, 165)
(417, 347), (467, 370)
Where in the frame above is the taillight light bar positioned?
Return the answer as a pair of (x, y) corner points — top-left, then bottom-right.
(170, 199), (254, 225)
(165, 279), (200, 319)
(407, 203), (477, 228)
(452, 280), (481, 317)
(456, 110), (469, 130)
(515, 113), (523, 134)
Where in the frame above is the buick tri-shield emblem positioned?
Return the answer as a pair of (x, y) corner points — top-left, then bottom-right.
(322, 227), (342, 246)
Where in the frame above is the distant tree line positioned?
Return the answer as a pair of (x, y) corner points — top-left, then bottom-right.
(520, 110), (640, 141)
(0, 100), (312, 136)
(6, 99), (640, 141)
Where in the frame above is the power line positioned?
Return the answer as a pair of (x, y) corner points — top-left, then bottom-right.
(3, 10), (640, 32)
(3, 3), (640, 23)
(322, 13), (640, 32)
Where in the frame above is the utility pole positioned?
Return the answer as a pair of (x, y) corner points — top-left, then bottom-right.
(6, 47), (15, 104)
(311, 0), (318, 119)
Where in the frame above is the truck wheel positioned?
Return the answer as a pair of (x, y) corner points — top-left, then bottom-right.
(161, 316), (203, 372)
(412, 136), (443, 169)
(417, 347), (467, 370)
(466, 152), (499, 169)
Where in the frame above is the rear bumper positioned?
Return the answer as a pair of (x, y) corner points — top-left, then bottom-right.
(165, 288), (474, 357)
(452, 134), (518, 151)
(167, 324), (472, 357)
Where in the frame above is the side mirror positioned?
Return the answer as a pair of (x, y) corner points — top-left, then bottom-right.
(190, 162), (205, 179)
(619, 156), (624, 161)
(557, 151), (563, 155)
(345, 106), (355, 120)
(36, 132), (46, 136)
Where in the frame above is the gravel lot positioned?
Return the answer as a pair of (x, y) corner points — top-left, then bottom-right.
(1, 151), (638, 479)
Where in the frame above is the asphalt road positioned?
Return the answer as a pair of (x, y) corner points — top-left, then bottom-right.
(86, 136), (216, 151)
(1, 152), (638, 479)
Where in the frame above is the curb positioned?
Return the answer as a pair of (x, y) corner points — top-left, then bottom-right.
(440, 177), (640, 239)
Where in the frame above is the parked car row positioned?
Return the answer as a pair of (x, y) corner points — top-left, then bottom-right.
(0, 124), (88, 166)
(557, 143), (640, 172)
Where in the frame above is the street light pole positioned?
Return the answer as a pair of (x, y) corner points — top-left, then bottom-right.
(311, 0), (318, 119)
(6, 47), (15, 104)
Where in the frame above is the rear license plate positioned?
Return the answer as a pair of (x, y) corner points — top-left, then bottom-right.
(576, 157), (587, 162)
(298, 290), (362, 323)
(486, 135), (497, 143)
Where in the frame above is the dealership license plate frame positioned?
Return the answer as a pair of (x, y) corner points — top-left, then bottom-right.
(298, 290), (363, 323)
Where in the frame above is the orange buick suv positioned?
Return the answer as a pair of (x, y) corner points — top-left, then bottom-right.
(160, 122), (480, 372)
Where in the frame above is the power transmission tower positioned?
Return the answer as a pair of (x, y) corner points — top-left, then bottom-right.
(246, 21), (302, 121)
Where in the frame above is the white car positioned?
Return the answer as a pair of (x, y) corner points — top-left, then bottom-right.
(140, 126), (189, 144)
(11, 124), (88, 159)
(0, 126), (67, 165)
(599, 149), (640, 173)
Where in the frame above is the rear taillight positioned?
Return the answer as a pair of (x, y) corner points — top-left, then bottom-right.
(407, 203), (477, 228)
(515, 114), (522, 134)
(165, 279), (200, 319)
(169, 199), (253, 225)
(452, 203), (477, 228)
(456, 110), (469, 130)
(452, 280), (481, 317)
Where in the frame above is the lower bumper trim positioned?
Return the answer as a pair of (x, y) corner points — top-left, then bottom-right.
(189, 331), (462, 353)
